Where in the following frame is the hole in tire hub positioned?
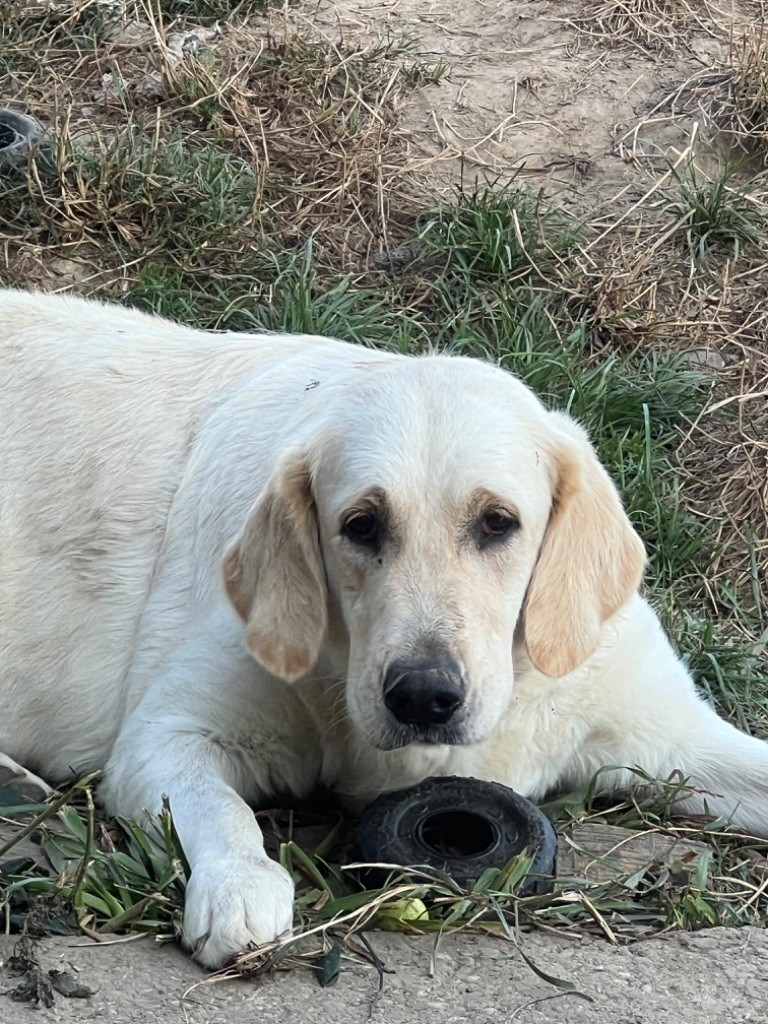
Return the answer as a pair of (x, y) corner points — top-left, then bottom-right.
(414, 808), (503, 860)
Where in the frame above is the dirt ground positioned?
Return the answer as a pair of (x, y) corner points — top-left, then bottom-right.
(2, 927), (768, 1023)
(316, 0), (752, 202)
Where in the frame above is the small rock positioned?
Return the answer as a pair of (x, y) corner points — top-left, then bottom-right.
(688, 348), (726, 370)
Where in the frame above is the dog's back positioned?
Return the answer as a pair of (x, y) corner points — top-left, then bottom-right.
(0, 290), (341, 776)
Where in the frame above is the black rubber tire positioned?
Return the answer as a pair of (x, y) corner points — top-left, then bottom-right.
(357, 775), (557, 894)
(0, 109), (43, 168)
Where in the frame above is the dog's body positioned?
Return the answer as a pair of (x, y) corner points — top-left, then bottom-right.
(2, 289), (767, 967)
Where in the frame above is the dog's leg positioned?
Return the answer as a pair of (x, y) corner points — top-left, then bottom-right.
(0, 754), (56, 802)
(565, 598), (768, 837)
(166, 767), (295, 969)
(671, 709), (768, 837)
(582, 688), (768, 837)
(100, 667), (297, 970)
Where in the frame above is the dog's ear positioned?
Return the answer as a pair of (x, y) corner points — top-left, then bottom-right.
(222, 452), (326, 682)
(524, 413), (647, 678)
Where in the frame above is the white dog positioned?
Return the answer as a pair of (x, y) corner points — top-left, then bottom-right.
(1, 289), (767, 967)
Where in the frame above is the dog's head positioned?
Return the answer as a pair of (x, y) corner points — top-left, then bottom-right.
(222, 356), (645, 750)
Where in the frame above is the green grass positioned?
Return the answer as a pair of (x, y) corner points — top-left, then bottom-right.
(0, 779), (185, 943)
(666, 162), (767, 260)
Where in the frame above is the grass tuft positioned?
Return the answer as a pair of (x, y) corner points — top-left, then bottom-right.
(665, 161), (767, 259)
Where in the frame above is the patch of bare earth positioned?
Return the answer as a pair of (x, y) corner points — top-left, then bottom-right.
(315, 0), (768, 615)
(3, 929), (768, 1023)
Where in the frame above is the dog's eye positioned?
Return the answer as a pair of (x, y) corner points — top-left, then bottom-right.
(342, 512), (379, 548)
(479, 510), (519, 544)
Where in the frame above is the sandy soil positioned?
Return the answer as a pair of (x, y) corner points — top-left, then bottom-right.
(316, 0), (754, 208)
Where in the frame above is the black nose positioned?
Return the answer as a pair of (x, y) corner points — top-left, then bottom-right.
(383, 660), (465, 728)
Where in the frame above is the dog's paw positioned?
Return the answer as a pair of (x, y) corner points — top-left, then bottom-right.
(182, 854), (295, 969)
(0, 755), (56, 802)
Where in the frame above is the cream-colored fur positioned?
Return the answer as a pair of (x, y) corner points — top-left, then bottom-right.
(1, 289), (766, 968)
